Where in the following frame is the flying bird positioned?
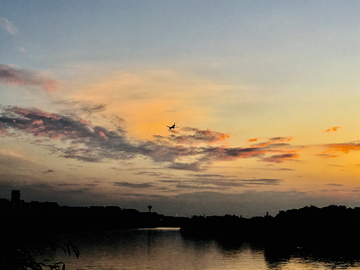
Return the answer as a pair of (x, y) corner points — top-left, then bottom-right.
(167, 123), (177, 130)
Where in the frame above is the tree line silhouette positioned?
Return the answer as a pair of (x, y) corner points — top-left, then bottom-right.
(181, 204), (360, 252)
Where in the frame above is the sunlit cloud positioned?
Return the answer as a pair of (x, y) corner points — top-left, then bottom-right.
(0, 106), (308, 171)
(323, 126), (341, 133)
(0, 64), (59, 92)
(0, 107), (202, 166)
(250, 137), (293, 148)
(0, 17), (18, 35)
(326, 142), (360, 154)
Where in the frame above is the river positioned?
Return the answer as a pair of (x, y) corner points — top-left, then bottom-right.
(39, 228), (360, 270)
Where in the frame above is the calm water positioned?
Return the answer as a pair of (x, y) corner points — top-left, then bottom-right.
(39, 228), (360, 270)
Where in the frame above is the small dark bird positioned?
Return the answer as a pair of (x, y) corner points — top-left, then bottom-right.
(167, 123), (176, 130)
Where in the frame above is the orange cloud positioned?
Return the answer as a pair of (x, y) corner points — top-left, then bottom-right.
(323, 126), (341, 133)
(327, 143), (360, 154)
(251, 137), (293, 148)
(248, 138), (258, 142)
(98, 131), (108, 139)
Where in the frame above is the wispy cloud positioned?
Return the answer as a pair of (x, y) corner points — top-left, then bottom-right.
(154, 127), (230, 145)
(0, 64), (59, 92)
(0, 17), (18, 35)
(316, 154), (338, 159)
(186, 173), (233, 178)
(326, 183), (344, 187)
(174, 184), (224, 190)
(168, 127), (229, 144)
(113, 181), (155, 189)
(134, 171), (170, 178)
(260, 167), (294, 171)
(241, 179), (282, 185)
(0, 106), (304, 171)
(161, 177), (282, 190)
(250, 136), (293, 148)
(54, 100), (108, 115)
(262, 152), (300, 163)
(42, 169), (54, 174)
(168, 162), (204, 171)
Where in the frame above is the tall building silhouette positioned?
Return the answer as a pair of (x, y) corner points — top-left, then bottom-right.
(11, 190), (21, 202)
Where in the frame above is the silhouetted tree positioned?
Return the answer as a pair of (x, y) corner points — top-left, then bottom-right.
(1, 236), (79, 270)
(147, 205), (152, 213)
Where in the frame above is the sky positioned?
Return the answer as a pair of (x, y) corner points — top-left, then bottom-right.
(1, 1), (360, 217)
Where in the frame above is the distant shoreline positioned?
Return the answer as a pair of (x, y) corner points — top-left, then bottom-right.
(3, 190), (360, 250)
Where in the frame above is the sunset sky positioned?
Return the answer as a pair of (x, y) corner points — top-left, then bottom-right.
(1, 1), (360, 217)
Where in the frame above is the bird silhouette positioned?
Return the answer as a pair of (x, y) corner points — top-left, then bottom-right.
(167, 123), (176, 129)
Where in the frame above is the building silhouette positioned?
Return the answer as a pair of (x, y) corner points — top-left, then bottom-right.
(0, 190), (187, 233)
(11, 190), (21, 202)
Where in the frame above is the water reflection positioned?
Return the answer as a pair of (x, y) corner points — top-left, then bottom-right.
(37, 228), (360, 270)
(263, 245), (360, 270)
